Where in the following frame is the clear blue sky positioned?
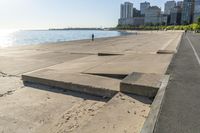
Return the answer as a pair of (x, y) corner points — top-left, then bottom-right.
(0, 0), (178, 30)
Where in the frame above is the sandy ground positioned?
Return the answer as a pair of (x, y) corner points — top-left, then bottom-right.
(0, 76), (150, 133)
(0, 76), (107, 133)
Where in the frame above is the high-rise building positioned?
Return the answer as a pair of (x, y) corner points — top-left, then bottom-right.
(177, 1), (184, 8)
(170, 6), (182, 25)
(133, 8), (141, 17)
(119, 2), (144, 26)
(120, 2), (133, 19)
(164, 1), (176, 15)
(161, 15), (168, 25)
(145, 6), (162, 24)
(120, 4), (125, 19)
(193, 0), (200, 22)
(140, 2), (150, 15)
(182, 0), (195, 24)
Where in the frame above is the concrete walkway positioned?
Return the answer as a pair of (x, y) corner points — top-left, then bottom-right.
(154, 33), (200, 133)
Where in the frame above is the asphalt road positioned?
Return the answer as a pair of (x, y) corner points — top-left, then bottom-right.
(154, 33), (200, 133)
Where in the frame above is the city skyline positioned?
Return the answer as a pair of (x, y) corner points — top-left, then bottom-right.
(119, 0), (200, 26)
(0, 0), (184, 30)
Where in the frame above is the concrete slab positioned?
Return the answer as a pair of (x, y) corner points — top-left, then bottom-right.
(83, 53), (173, 75)
(0, 82), (106, 133)
(0, 53), (88, 75)
(120, 72), (165, 98)
(73, 92), (152, 133)
(24, 55), (119, 75)
(0, 32), (182, 77)
(22, 70), (120, 98)
(157, 33), (182, 54)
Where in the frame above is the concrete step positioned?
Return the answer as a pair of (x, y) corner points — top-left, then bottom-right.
(120, 72), (166, 98)
(157, 50), (176, 54)
(22, 69), (120, 98)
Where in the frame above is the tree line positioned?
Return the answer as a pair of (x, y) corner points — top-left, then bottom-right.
(117, 17), (200, 31)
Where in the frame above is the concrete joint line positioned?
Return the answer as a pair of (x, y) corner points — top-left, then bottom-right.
(160, 39), (174, 50)
(186, 35), (200, 66)
(0, 71), (19, 78)
(140, 75), (170, 133)
(160, 34), (181, 50)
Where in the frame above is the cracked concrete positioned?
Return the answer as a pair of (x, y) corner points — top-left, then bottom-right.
(0, 76), (23, 97)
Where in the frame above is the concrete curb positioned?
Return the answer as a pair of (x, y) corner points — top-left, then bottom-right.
(176, 33), (184, 52)
(22, 74), (118, 98)
(120, 72), (165, 98)
(140, 75), (170, 133)
(141, 34), (183, 133)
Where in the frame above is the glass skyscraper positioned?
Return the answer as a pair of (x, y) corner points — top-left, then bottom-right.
(181, 0), (195, 24)
(193, 0), (200, 22)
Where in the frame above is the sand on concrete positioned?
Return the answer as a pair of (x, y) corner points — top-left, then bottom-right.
(0, 77), (107, 133)
(73, 92), (151, 133)
(0, 31), (183, 133)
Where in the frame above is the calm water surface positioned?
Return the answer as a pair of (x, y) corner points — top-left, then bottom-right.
(0, 30), (123, 48)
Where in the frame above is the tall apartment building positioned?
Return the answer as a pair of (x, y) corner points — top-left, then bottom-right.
(140, 2), (150, 15)
(133, 8), (141, 17)
(193, 0), (200, 22)
(164, 1), (176, 15)
(120, 2), (133, 19)
(182, 0), (195, 24)
(119, 2), (144, 26)
(145, 6), (162, 24)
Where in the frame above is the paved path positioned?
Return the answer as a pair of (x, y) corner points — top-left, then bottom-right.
(154, 33), (200, 133)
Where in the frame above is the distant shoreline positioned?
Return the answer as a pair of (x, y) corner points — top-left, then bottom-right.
(0, 30), (133, 48)
(49, 28), (106, 31)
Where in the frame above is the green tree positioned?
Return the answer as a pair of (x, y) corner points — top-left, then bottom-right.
(183, 21), (189, 25)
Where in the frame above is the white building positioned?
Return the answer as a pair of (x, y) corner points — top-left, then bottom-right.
(164, 1), (176, 15)
(140, 2), (150, 15)
(120, 2), (133, 19)
(145, 6), (162, 24)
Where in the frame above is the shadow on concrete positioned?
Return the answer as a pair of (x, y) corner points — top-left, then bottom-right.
(23, 81), (110, 102)
(82, 73), (127, 80)
(23, 81), (153, 104)
(124, 93), (153, 104)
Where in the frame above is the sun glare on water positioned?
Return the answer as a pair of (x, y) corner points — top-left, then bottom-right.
(0, 29), (19, 48)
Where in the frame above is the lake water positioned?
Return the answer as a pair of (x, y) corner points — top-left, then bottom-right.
(0, 30), (123, 48)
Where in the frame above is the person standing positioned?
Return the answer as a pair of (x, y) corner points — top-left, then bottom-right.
(92, 34), (94, 41)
